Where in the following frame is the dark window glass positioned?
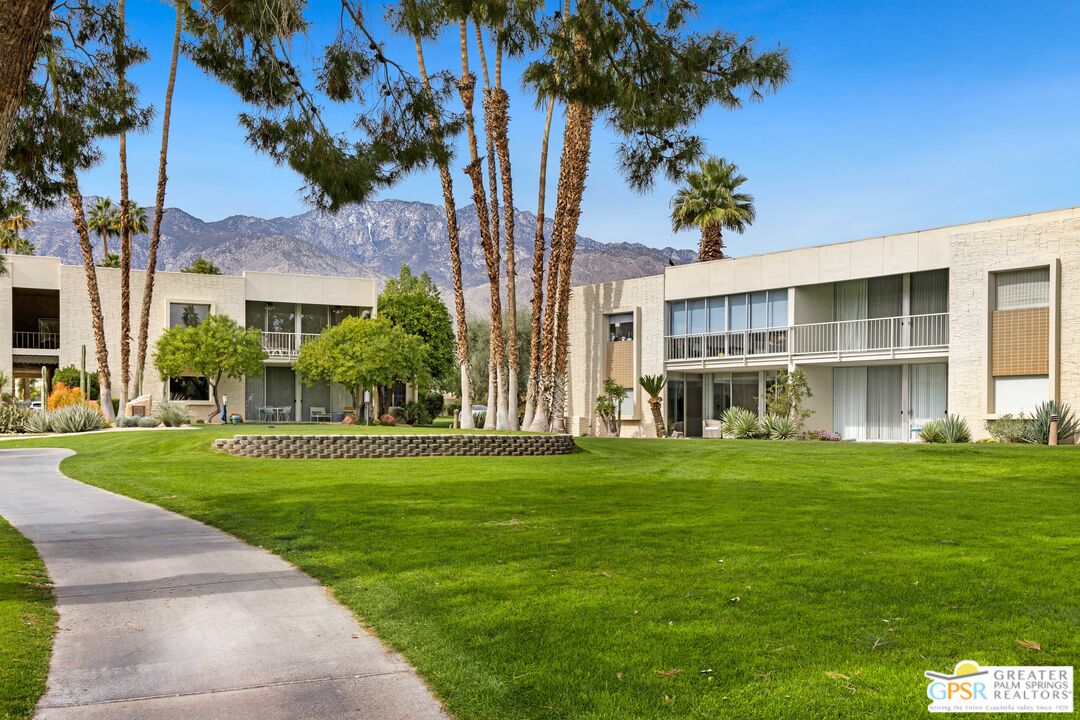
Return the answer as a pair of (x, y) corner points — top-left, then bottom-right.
(301, 304), (328, 334)
(265, 303), (295, 333)
(169, 303), (210, 328)
(330, 305), (361, 325)
(169, 376), (210, 401)
(608, 313), (634, 341)
(731, 372), (758, 413)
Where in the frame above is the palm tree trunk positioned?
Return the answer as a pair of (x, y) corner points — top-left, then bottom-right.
(135, 0), (181, 399)
(474, 22), (509, 430)
(547, 101), (594, 433)
(522, 95), (555, 430)
(412, 32), (473, 428)
(458, 18), (506, 431)
(0, 0), (52, 169)
(700, 223), (725, 262)
(649, 397), (665, 438)
(116, 0), (131, 416)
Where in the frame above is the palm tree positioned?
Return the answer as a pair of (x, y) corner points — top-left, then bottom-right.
(670, 157), (756, 263)
(135, 0), (183, 398)
(87, 197), (117, 260)
(2, 204), (35, 236)
(638, 374), (667, 438)
(408, 23), (474, 428)
(112, 199), (147, 411)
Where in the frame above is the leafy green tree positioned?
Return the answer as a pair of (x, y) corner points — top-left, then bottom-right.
(764, 369), (813, 427)
(671, 157), (755, 262)
(294, 316), (429, 414)
(377, 264), (455, 392)
(153, 314), (266, 417)
(181, 256), (221, 275)
(53, 365), (100, 401)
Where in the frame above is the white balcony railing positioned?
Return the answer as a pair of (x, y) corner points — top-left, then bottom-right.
(13, 331), (60, 350)
(665, 313), (948, 362)
(261, 331), (321, 358)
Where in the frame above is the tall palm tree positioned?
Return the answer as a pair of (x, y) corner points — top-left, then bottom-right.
(1, 204), (37, 255)
(135, 0), (183, 398)
(670, 157), (755, 262)
(2, 204), (35, 235)
(408, 20), (474, 428)
(112, 199), (147, 410)
(87, 197), (117, 260)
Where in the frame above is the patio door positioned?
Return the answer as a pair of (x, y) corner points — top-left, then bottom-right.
(866, 365), (903, 440)
(265, 367), (296, 421)
(685, 375), (703, 437)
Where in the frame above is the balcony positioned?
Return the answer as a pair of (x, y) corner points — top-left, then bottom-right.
(261, 331), (320, 358)
(665, 313), (949, 364)
(13, 331), (60, 351)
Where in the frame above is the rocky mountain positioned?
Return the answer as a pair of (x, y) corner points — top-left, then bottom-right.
(22, 198), (696, 312)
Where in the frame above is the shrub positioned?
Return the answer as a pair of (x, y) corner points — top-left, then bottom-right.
(988, 414), (1028, 443)
(47, 381), (84, 411)
(445, 400), (461, 419)
(53, 366), (100, 400)
(138, 416), (160, 428)
(24, 411), (52, 434)
(153, 397), (191, 427)
(919, 420), (946, 443)
(762, 413), (799, 440)
(819, 431), (841, 441)
(423, 392), (445, 419)
(50, 404), (104, 433)
(1025, 401), (1078, 444)
(115, 415), (140, 428)
(388, 406), (405, 422)
(940, 414), (971, 443)
(402, 400), (433, 426)
(721, 407), (763, 439)
(0, 402), (30, 434)
(473, 410), (486, 428)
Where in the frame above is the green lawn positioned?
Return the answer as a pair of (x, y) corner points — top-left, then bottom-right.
(2, 427), (1078, 719)
(0, 515), (55, 720)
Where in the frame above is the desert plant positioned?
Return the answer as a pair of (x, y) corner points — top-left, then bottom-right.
(721, 406), (763, 439)
(24, 411), (52, 434)
(594, 377), (629, 436)
(47, 381), (84, 411)
(988, 414), (1028, 443)
(762, 413), (799, 440)
(0, 402), (30, 434)
(919, 420), (946, 443)
(115, 415), (140, 428)
(138, 416), (160, 428)
(402, 400), (433, 426)
(50, 404), (104, 433)
(473, 410), (486, 428)
(422, 392), (445, 419)
(1025, 401), (1078, 444)
(638, 374), (667, 438)
(153, 397), (191, 427)
(940, 414), (971, 443)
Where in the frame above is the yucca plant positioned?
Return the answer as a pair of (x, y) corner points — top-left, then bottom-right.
(940, 414), (971, 443)
(24, 411), (52, 434)
(762, 413), (799, 440)
(1024, 401), (1078, 444)
(153, 397), (191, 427)
(50, 404), (104, 433)
(721, 406), (763, 439)
(919, 420), (946, 443)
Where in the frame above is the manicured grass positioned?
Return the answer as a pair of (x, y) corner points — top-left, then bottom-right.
(3, 427), (1079, 719)
(0, 515), (55, 720)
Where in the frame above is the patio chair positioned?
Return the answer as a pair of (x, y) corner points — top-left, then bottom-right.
(275, 406), (292, 422)
(309, 406), (331, 422)
(703, 418), (723, 439)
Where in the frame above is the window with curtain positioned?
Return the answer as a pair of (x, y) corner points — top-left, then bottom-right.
(749, 291), (768, 329)
(731, 372), (758, 413)
(835, 280), (868, 350)
(729, 294), (748, 331)
(707, 297), (726, 333)
(667, 373), (685, 431)
(910, 363), (947, 424)
(832, 367), (867, 440)
(767, 291), (788, 328)
(911, 270), (949, 315)
(868, 275), (902, 319)
(669, 302), (687, 335)
(688, 299), (707, 334)
(995, 268), (1049, 310)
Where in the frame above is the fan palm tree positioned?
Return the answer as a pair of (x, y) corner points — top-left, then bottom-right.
(670, 157), (756, 262)
(638, 374), (667, 438)
(2, 204), (35, 235)
(87, 196), (117, 259)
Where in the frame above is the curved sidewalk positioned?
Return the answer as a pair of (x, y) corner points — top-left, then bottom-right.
(0, 448), (448, 720)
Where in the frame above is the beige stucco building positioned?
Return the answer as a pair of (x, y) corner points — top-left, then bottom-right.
(1, 255), (377, 421)
(568, 206), (1080, 441)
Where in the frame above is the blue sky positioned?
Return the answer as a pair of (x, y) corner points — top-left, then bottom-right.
(79, 1), (1080, 256)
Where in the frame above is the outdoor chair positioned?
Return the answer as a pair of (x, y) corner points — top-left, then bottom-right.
(703, 418), (723, 439)
(309, 406), (331, 422)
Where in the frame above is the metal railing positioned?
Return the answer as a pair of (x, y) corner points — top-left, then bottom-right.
(665, 313), (949, 361)
(12, 331), (60, 350)
(261, 331), (322, 358)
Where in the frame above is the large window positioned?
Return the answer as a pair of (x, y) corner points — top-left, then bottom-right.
(995, 268), (1049, 310)
(301, 304), (328, 335)
(169, 375), (209, 401)
(608, 312), (634, 342)
(169, 303), (209, 328)
(669, 289), (788, 336)
(992, 267), (1050, 413)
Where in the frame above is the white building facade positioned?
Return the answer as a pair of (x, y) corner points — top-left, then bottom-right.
(567, 207), (1080, 441)
(0, 255), (378, 421)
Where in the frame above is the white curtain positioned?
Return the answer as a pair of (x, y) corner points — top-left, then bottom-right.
(833, 367), (867, 440)
(910, 363), (947, 426)
(911, 270), (949, 315)
(866, 365), (902, 440)
(835, 280), (868, 351)
(995, 268), (1049, 310)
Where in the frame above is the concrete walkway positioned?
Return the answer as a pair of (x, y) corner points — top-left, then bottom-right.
(0, 448), (449, 720)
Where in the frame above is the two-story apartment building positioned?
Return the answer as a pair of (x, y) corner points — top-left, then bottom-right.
(567, 206), (1080, 441)
(0, 255), (377, 421)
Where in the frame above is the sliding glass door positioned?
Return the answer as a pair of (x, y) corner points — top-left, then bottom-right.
(866, 365), (903, 440)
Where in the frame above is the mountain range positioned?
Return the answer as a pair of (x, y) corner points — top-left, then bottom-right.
(22, 199), (696, 314)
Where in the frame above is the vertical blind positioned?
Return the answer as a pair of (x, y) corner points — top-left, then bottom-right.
(866, 365), (903, 440)
(832, 367), (867, 441)
(910, 269), (949, 315)
(910, 363), (947, 423)
(995, 268), (1049, 310)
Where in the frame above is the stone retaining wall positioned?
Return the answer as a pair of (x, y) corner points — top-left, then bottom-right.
(213, 433), (577, 459)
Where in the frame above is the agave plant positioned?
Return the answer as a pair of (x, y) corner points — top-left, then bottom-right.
(23, 410), (52, 434)
(0, 403), (31, 434)
(115, 415), (140, 428)
(138, 416), (160, 428)
(153, 397), (191, 427)
(762, 413), (799, 440)
(919, 420), (946, 444)
(721, 406), (762, 439)
(940, 414), (971, 443)
(1024, 401), (1078, 444)
(50, 404), (104, 433)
